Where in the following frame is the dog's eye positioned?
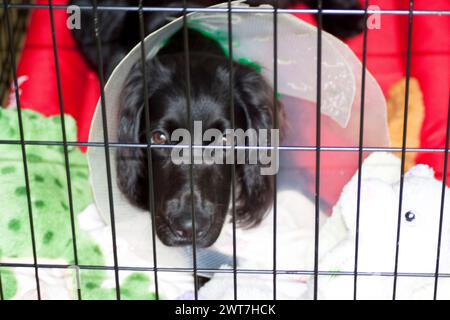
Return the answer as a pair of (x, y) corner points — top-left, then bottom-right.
(405, 211), (416, 222)
(151, 131), (168, 145)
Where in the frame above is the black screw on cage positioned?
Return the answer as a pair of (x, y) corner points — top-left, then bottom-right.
(0, 0), (449, 301)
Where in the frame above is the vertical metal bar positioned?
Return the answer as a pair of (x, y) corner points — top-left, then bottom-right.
(91, 0), (121, 300)
(353, 0), (369, 301)
(2, 0), (41, 300)
(313, 0), (323, 301)
(226, 0), (238, 301)
(182, 0), (199, 300)
(0, 3), (24, 102)
(0, 269), (3, 300)
(272, 0), (279, 301)
(392, 0), (414, 300)
(433, 98), (450, 299)
(0, 3), (5, 301)
(0, 12), (8, 100)
(138, 0), (159, 300)
(47, 0), (81, 300)
(0, 4), (23, 104)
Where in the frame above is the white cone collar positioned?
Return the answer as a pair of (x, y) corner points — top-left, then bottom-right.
(88, 1), (389, 225)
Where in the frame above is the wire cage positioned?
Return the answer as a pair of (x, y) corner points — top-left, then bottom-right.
(0, 0), (449, 301)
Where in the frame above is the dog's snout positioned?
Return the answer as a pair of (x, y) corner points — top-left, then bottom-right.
(170, 211), (211, 240)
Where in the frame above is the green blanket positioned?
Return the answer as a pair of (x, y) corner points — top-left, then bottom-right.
(0, 108), (155, 300)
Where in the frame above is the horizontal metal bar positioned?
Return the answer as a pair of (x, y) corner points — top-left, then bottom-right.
(0, 139), (449, 153)
(1, 262), (449, 279)
(2, 3), (450, 16)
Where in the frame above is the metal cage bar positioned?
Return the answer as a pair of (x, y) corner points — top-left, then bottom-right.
(392, 0), (415, 300)
(181, 0), (199, 300)
(2, 0), (41, 300)
(47, 0), (82, 300)
(91, 0), (121, 300)
(0, 1), (30, 104)
(3, 260), (450, 279)
(0, 2), (5, 301)
(313, 0), (323, 301)
(137, 0), (160, 300)
(434, 98), (450, 299)
(272, 0), (279, 301)
(353, 0), (370, 300)
(2, 3), (450, 16)
(0, 272), (2, 301)
(3, 139), (450, 154)
(226, 0), (238, 301)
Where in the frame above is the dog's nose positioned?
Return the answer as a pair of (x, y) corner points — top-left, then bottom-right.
(170, 213), (211, 240)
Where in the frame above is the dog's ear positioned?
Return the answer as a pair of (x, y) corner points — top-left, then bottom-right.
(117, 63), (148, 210)
(116, 59), (173, 210)
(233, 66), (285, 228)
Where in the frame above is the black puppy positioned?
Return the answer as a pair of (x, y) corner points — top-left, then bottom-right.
(118, 29), (284, 247)
(71, 0), (364, 247)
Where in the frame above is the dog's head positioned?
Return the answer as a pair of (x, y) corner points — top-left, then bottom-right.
(117, 53), (284, 247)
